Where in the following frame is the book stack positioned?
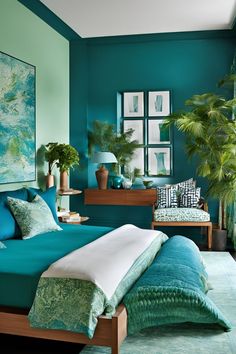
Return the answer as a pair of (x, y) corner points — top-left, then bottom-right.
(61, 212), (81, 223)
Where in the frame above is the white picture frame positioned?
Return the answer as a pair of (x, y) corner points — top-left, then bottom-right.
(123, 92), (144, 117)
(123, 120), (143, 144)
(148, 147), (171, 176)
(127, 148), (144, 175)
(148, 91), (170, 117)
(148, 119), (170, 144)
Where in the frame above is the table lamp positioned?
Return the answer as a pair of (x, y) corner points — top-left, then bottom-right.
(92, 151), (117, 189)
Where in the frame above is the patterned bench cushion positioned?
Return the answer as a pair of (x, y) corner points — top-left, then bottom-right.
(153, 208), (210, 222)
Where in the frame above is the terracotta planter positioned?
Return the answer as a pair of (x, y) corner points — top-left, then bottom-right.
(60, 171), (69, 191)
(46, 174), (54, 188)
(212, 229), (227, 251)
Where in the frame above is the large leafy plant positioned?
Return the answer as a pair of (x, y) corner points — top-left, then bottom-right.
(88, 120), (141, 174)
(45, 142), (80, 174)
(166, 92), (236, 229)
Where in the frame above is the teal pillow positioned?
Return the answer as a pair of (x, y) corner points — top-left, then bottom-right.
(7, 194), (62, 240)
(28, 186), (58, 222)
(0, 241), (6, 249)
(0, 188), (28, 240)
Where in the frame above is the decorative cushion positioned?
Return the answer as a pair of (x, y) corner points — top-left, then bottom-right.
(7, 194), (62, 240)
(157, 186), (178, 208)
(179, 187), (201, 208)
(165, 178), (196, 190)
(28, 186), (58, 222)
(153, 207), (210, 222)
(177, 178), (196, 189)
(0, 188), (28, 241)
(0, 241), (6, 249)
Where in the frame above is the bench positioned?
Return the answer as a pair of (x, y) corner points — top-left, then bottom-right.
(151, 203), (212, 250)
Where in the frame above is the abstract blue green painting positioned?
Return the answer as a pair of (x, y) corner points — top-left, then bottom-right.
(0, 51), (36, 184)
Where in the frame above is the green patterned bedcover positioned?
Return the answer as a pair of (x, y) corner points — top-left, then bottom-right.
(28, 234), (167, 338)
(123, 236), (232, 334)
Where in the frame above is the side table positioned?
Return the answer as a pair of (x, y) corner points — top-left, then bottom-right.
(58, 216), (89, 224)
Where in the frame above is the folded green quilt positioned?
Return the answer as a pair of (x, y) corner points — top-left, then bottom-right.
(123, 235), (232, 334)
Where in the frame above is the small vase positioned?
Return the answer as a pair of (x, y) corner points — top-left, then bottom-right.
(96, 166), (109, 190)
(46, 173), (54, 188)
(113, 175), (123, 189)
(60, 171), (69, 191)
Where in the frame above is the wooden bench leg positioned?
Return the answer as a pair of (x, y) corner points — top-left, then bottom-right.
(207, 223), (212, 250)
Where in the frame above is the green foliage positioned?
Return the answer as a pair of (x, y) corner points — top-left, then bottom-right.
(45, 142), (79, 174)
(165, 91), (236, 229)
(88, 120), (142, 173)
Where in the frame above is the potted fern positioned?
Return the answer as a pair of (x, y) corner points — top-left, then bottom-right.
(88, 120), (141, 187)
(166, 92), (236, 250)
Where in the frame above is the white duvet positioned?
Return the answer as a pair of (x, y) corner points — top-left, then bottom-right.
(42, 224), (168, 299)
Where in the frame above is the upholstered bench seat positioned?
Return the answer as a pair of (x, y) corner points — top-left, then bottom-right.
(152, 207), (212, 250)
(153, 207), (210, 222)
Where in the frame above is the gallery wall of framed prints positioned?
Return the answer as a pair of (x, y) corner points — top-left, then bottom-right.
(122, 90), (172, 177)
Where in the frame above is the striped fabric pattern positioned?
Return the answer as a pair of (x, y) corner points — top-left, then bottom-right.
(157, 186), (178, 208)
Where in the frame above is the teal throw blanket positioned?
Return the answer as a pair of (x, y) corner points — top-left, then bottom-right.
(124, 235), (232, 334)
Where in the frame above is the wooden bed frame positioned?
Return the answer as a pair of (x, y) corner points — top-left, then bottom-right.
(0, 304), (127, 354)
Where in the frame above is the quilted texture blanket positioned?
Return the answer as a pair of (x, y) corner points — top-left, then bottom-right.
(123, 235), (232, 334)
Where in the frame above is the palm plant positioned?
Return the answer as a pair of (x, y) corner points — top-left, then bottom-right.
(88, 120), (141, 175)
(166, 93), (236, 229)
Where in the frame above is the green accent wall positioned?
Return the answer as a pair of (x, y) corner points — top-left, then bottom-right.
(0, 0), (69, 205)
(70, 32), (236, 236)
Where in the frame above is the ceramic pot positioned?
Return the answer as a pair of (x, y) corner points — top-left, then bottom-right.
(46, 173), (54, 188)
(113, 176), (123, 189)
(212, 229), (227, 251)
(60, 171), (69, 191)
(96, 166), (109, 189)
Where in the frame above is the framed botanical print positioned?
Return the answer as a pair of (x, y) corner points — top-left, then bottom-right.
(148, 147), (172, 176)
(148, 119), (170, 144)
(123, 119), (144, 144)
(123, 92), (144, 117)
(148, 91), (170, 117)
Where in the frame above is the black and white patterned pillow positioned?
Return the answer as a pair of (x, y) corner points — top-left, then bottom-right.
(177, 178), (196, 189)
(157, 186), (178, 208)
(179, 187), (201, 208)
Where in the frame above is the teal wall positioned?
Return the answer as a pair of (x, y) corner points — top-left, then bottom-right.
(3, 1), (236, 246)
(70, 32), (236, 241)
(0, 0), (69, 208)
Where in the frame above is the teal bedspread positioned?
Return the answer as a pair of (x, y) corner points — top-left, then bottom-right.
(124, 236), (232, 334)
(0, 224), (113, 308)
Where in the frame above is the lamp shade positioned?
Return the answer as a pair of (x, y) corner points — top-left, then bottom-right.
(92, 151), (117, 164)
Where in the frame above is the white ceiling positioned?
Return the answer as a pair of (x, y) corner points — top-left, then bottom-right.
(40, 0), (236, 38)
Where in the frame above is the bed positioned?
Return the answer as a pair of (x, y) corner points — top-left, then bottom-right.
(0, 223), (128, 354)
(0, 186), (232, 354)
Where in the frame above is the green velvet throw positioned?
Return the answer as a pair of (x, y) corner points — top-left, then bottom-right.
(124, 236), (232, 334)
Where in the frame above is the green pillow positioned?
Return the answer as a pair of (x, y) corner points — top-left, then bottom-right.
(7, 195), (62, 240)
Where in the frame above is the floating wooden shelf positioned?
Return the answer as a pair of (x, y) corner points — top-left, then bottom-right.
(84, 189), (156, 206)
